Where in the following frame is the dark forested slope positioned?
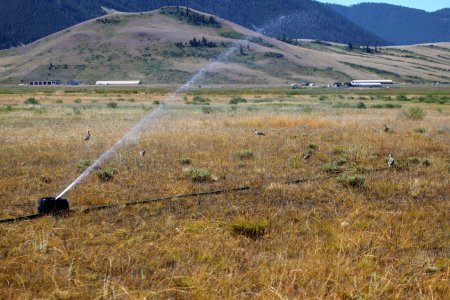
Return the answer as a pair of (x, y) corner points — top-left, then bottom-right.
(329, 3), (450, 45)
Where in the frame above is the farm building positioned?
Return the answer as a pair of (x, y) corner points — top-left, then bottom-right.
(95, 80), (142, 86)
(29, 80), (61, 86)
(351, 80), (394, 85)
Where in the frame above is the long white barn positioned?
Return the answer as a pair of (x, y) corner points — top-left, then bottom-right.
(351, 80), (394, 85)
(95, 80), (141, 86)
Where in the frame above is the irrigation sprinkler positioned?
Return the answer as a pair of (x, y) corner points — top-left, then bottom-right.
(37, 197), (70, 215)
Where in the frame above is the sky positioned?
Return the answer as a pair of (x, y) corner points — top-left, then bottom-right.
(318, 1), (449, 12)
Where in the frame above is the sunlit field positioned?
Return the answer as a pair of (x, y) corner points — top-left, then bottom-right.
(0, 86), (449, 298)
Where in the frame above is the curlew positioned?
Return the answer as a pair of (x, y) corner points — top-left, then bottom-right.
(140, 148), (146, 157)
(303, 151), (312, 160)
(84, 131), (91, 141)
(387, 154), (395, 167)
(254, 129), (265, 136)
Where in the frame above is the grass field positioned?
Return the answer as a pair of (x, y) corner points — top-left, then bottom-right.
(0, 86), (449, 298)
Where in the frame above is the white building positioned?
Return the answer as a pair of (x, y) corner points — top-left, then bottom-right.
(95, 80), (142, 86)
(351, 80), (393, 85)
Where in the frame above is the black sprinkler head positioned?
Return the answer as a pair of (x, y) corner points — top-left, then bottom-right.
(37, 197), (70, 215)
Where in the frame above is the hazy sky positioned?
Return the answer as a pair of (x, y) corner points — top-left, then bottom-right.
(318, 1), (449, 12)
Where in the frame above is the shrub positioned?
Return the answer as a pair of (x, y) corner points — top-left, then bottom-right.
(414, 128), (426, 133)
(332, 146), (344, 154)
(184, 168), (211, 182)
(201, 106), (213, 114)
(153, 100), (160, 105)
(371, 103), (401, 109)
(74, 98), (82, 104)
(24, 97), (39, 105)
(396, 94), (408, 101)
(72, 107), (82, 115)
(97, 169), (116, 182)
(356, 101), (366, 109)
(338, 175), (365, 187)
(263, 52), (284, 58)
(55, 99), (63, 104)
(107, 102), (118, 108)
(321, 162), (343, 173)
(233, 149), (253, 160)
(336, 157), (348, 166)
(229, 96), (247, 105)
(422, 158), (432, 167)
(384, 103), (401, 108)
(307, 144), (318, 152)
(188, 95), (210, 105)
(0, 105), (13, 112)
(179, 157), (192, 165)
(408, 157), (421, 164)
(40, 175), (52, 184)
(404, 107), (425, 120)
(231, 220), (268, 239)
(76, 159), (94, 171)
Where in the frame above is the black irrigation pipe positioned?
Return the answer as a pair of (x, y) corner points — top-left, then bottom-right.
(0, 168), (390, 224)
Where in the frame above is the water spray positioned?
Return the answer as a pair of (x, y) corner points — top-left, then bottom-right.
(39, 15), (289, 214)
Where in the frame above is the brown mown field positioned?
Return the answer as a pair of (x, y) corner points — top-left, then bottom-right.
(0, 86), (449, 299)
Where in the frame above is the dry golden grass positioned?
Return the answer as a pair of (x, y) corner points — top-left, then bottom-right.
(0, 88), (449, 299)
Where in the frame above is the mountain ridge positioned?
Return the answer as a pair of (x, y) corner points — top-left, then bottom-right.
(328, 3), (450, 45)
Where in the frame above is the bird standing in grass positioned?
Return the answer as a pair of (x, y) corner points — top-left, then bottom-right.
(384, 124), (389, 132)
(84, 131), (91, 141)
(254, 129), (265, 136)
(303, 151), (312, 160)
(140, 148), (146, 157)
(387, 154), (395, 167)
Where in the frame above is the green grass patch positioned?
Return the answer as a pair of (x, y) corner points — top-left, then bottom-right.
(179, 157), (193, 165)
(183, 168), (211, 182)
(404, 107), (425, 120)
(97, 168), (117, 182)
(76, 159), (94, 172)
(229, 96), (247, 105)
(106, 102), (118, 108)
(321, 162), (343, 173)
(337, 175), (365, 187)
(233, 149), (254, 160)
(24, 97), (39, 105)
(219, 31), (245, 39)
(187, 95), (210, 105)
(231, 219), (268, 240)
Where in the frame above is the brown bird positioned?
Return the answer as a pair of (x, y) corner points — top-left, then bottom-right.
(384, 124), (389, 132)
(84, 131), (91, 141)
(254, 129), (265, 136)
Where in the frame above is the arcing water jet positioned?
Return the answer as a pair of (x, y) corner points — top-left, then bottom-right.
(54, 15), (288, 202)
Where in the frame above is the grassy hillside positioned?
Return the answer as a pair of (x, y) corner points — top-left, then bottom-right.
(0, 8), (449, 85)
(0, 0), (388, 50)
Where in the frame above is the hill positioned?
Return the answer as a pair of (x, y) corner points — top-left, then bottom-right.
(328, 3), (450, 45)
(0, 8), (449, 85)
(0, 0), (387, 50)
